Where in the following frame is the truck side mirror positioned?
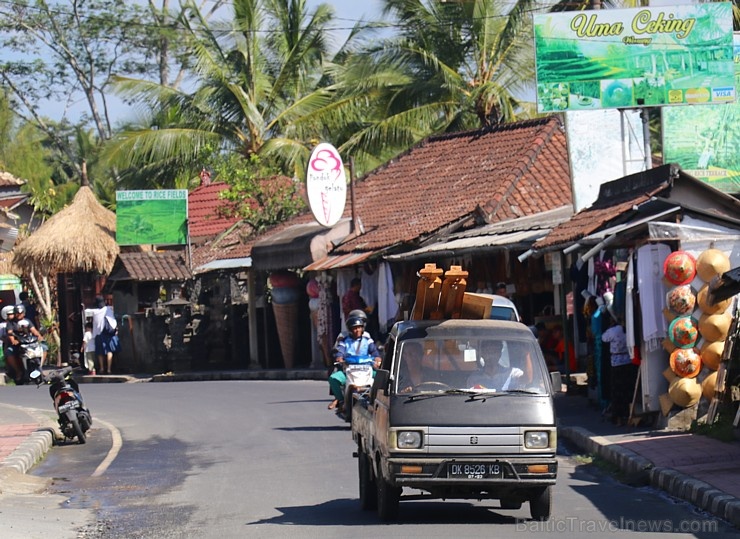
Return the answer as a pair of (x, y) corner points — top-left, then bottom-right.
(370, 369), (390, 402)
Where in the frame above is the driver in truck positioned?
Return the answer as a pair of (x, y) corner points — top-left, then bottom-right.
(397, 342), (425, 393)
(467, 340), (524, 391)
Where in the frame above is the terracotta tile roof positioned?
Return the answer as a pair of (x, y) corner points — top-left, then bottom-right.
(109, 251), (193, 282)
(188, 182), (240, 240)
(190, 221), (256, 271)
(333, 116), (572, 254)
(533, 164), (675, 250)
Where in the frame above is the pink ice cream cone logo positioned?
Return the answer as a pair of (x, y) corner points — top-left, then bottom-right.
(306, 143), (347, 227)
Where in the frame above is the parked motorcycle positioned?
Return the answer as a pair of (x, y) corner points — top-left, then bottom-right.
(340, 355), (375, 424)
(31, 366), (92, 444)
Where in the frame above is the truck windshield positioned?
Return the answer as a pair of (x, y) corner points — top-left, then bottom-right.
(394, 337), (549, 395)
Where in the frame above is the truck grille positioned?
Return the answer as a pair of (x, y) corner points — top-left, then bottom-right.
(426, 426), (523, 455)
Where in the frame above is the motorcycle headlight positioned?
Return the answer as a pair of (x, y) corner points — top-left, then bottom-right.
(524, 431), (550, 449)
(397, 431), (423, 449)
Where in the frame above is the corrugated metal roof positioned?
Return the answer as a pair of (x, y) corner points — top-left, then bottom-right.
(195, 257), (252, 273)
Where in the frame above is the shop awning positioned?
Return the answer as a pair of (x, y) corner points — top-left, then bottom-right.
(385, 206), (573, 262)
(304, 251), (376, 271)
(250, 219), (351, 271)
(570, 206), (682, 261)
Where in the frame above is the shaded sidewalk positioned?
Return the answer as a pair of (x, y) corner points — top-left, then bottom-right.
(0, 402), (55, 477)
(557, 392), (740, 528)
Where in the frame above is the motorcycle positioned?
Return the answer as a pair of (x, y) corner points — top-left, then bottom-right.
(30, 366), (92, 444)
(340, 354), (375, 424)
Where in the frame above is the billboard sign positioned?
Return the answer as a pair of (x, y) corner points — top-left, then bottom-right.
(116, 190), (188, 245)
(306, 143), (347, 228)
(566, 109), (646, 211)
(662, 33), (740, 193)
(534, 3), (735, 113)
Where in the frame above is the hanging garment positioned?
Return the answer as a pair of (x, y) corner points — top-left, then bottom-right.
(625, 251), (636, 358)
(636, 243), (670, 351)
(377, 262), (399, 334)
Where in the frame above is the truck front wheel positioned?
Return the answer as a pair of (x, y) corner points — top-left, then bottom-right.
(529, 486), (552, 520)
(358, 452), (377, 510)
(376, 475), (400, 521)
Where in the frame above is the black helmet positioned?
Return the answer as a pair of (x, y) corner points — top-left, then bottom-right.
(14, 304), (25, 316)
(346, 315), (366, 331)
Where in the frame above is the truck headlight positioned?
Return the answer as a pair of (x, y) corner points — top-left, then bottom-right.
(397, 431), (423, 449)
(524, 431), (550, 449)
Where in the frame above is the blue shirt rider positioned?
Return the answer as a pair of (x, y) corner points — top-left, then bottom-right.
(328, 310), (381, 412)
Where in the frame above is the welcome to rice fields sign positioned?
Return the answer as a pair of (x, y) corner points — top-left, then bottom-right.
(116, 190), (188, 246)
(533, 3), (735, 113)
(662, 33), (740, 194)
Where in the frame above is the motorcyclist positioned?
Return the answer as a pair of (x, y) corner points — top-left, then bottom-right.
(7, 304), (46, 380)
(0, 305), (22, 383)
(327, 310), (381, 413)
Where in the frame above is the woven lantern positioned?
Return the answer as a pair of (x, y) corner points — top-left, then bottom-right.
(668, 315), (699, 349)
(663, 251), (697, 286)
(696, 249), (730, 283)
(700, 340), (724, 370)
(669, 348), (702, 378)
(666, 285), (696, 316)
(697, 284), (731, 315)
(701, 371), (718, 401)
(698, 312), (732, 342)
(668, 377), (701, 407)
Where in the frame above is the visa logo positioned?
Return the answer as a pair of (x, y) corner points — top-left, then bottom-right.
(712, 87), (735, 100)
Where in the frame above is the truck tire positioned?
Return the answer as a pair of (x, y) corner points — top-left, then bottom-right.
(358, 452), (377, 510)
(529, 486), (552, 520)
(376, 475), (400, 521)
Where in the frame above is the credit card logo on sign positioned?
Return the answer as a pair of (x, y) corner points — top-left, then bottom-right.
(712, 87), (735, 102)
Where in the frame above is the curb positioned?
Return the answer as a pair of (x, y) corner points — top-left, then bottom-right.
(1, 428), (54, 474)
(560, 425), (740, 529)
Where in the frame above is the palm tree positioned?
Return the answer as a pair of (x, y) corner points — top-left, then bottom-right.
(322, 0), (559, 171)
(103, 0), (345, 186)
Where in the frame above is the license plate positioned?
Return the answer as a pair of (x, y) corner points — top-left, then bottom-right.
(448, 462), (503, 479)
(58, 401), (79, 413)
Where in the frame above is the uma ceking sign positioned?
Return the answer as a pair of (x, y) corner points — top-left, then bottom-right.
(533, 3), (734, 112)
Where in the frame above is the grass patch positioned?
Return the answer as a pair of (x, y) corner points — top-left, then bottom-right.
(691, 411), (738, 443)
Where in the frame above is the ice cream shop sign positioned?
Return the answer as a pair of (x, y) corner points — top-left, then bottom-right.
(306, 143), (347, 227)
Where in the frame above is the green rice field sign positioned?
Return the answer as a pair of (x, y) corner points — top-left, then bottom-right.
(662, 33), (740, 194)
(116, 190), (188, 245)
(534, 3), (735, 113)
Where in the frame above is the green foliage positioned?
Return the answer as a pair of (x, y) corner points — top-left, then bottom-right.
(213, 154), (306, 232)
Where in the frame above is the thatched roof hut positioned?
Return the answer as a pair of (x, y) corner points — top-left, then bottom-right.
(13, 185), (118, 275)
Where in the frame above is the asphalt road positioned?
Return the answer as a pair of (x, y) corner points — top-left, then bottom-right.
(1, 380), (738, 538)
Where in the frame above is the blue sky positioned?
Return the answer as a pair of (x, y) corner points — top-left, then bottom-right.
(32, 1), (390, 125)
